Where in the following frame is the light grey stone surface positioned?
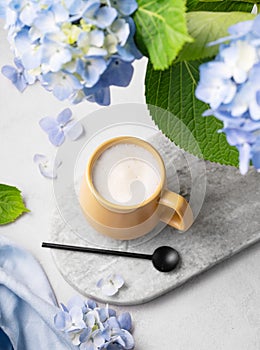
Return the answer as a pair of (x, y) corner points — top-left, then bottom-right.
(50, 134), (260, 305)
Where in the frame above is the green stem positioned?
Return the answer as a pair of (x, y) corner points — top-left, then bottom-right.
(257, 3), (260, 14)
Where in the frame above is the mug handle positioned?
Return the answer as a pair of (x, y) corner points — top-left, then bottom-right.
(159, 190), (194, 231)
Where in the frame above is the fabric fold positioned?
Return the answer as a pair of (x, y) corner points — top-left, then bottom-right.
(0, 236), (76, 350)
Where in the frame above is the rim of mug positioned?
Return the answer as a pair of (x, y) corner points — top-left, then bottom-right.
(86, 136), (166, 211)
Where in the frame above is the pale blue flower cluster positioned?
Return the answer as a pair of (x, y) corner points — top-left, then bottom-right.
(54, 296), (134, 350)
(0, 0), (141, 105)
(196, 15), (260, 174)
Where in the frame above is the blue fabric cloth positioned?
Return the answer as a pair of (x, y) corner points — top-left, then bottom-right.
(0, 236), (76, 350)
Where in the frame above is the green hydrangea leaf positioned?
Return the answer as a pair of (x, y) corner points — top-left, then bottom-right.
(134, 0), (193, 70)
(177, 11), (255, 62)
(145, 60), (239, 166)
(201, 0), (257, 3)
(199, 0), (258, 4)
(187, 1), (253, 11)
(0, 184), (30, 225)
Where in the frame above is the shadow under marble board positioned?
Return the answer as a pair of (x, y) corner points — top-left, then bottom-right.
(49, 133), (260, 306)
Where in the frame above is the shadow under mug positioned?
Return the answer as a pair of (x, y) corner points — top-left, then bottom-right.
(79, 136), (193, 240)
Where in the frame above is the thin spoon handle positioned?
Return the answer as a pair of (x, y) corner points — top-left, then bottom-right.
(42, 242), (152, 260)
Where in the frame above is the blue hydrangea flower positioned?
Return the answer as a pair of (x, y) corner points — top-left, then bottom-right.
(1, 58), (28, 92)
(71, 58), (134, 105)
(39, 108), (83, 146)
(42, 71), (82, 101)
(0, 0), (140, 105)
(33, 154), (62, 179)
(41, 37), (72, 72)
(196, 14), (260, 174)
(54, 298), (86, 346)
(104, 316), (134, 350)
(54, 297), (134, 350)
(97, 274), (124, 296)
(76, 57), (107, 88)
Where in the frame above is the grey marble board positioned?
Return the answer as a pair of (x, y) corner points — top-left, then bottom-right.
(50, 133), (260, 305)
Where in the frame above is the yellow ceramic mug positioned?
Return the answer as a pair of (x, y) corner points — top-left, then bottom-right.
(79, 136), (193, 240)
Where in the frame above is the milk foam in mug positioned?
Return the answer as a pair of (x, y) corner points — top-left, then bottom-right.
(79, 136), (193, 240)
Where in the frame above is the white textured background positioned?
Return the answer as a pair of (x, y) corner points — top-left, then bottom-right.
(1, 22), (260, 349)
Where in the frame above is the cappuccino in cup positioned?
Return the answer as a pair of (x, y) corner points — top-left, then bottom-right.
(79, 136), (193, 240)
(92, 143), (161, 206)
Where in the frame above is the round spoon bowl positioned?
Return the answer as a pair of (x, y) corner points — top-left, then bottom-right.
(152, 246), (180, 272)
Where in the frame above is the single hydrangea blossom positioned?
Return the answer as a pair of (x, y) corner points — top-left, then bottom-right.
(0, 0), (141, 105)
(196, 15), (260, 175)
(97, 274), (125, 296)
(54, 296), (134, 350)
(39, 108), (83, 146)
(33, 154), (62, 179)
(1, 57), (30, 92)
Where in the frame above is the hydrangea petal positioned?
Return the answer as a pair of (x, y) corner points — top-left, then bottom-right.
(239, 143), (251, 175)
(118, 313), (132, 331)
(67, 295), (85, 311)
(20, 3), (38, 26)
(22, 46), (43, 70)
(52, 3), (69, 23)
(79, 328), (91, 343)
(85, 299), (97, 310)
(111, 19), (130, 46)
(39, 117), (59, 132)
(107, 316), (120, 329)
(112, 0), (138, 16)
(94, 7), (117, 29)
(85, 312), (95, 328)
(228, 20), (253, 37)
(225, 128), (255, 146)
(48, 128), (65, 146)
(89, 29), (104, 47)
(54, 311), (72, 331)
(252, 140), (260, 170)
(0, 0), (6, 18)
(100, 59), (133, 87)
(112, 274), (124, 289)
(87, 47), (107, 56)
(106, 344), (124, 350)
(69, 306), (85, 328)
(14, 75), (28, 92)
(86, 87), (110, 106)
(251, 15), (260, 37)
(70, 332), (82, 346)
(94, 333), (105, 347)
(57, 108), (72, 125)
(33, 154), (48, 164)
(49, 48), (72, 72)
(14, 28), (31, 55)
(60, 303), (69, 313)
(1, 65), (18, 83)
(64, 121), (83, 141)
(33, 11), (59, 34)
(118, 329), (134, 350)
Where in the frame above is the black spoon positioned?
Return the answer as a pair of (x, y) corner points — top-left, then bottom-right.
(42, 242), (180, 273)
